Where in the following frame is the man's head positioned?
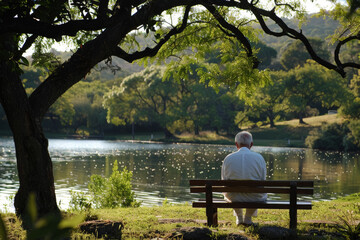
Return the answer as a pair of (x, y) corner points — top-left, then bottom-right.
(235, 131), (253, 149)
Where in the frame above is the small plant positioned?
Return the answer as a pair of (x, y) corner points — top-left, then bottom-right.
(69, 160), (140, 211)
(2, 195), (14, 213)
(334, 207), (360, 240)
(162, 198), (172, 206)
(68, 190), (98, 221)
(88, 160), (141, 208)
(69, 190), (92, 212)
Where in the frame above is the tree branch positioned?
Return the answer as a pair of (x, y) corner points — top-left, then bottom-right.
(1, 18), (112, 40)
(14, 35), (38, 61)
(98, 0), (110, 19)
(248, 4), (347, 77)
(113, 5), (192, 62)
(334, 33), (360, 70)
(202, 3), (259, 68)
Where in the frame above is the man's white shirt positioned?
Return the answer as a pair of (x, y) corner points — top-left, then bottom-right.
(221, 147), (267, 202)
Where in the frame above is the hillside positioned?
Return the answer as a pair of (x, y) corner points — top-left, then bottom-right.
(257, 14), (339, 53)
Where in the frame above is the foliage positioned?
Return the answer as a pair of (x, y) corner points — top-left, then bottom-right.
(335, 217), (360, 240)
(238, 70), (287, 128)
(68, 191), (98, 221)
(87, 160), (141, 209)
(104, 66), (178, 138)
(283, 61), (348, 123)
(48, 96), (75, 126)
(347, 119), (360, 146)
(280, 38), (330, 70)
(68, 161), (140, 217)
(68, 190), (92, 213)
(46, 80), (109, 134)
(1, 195), (14, 214)
(340, 71), (360, 119)
(164, 59), (244, 134)
(334, 205), (360, 240)
(254, 41), (277, 70)
(305, 122), (360, 151)
(305, 123), (348, 151)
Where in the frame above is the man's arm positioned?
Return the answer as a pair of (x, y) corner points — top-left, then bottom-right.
(261, 156), (267, 180)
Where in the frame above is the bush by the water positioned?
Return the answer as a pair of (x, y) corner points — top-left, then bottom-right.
(305, 122), (360, 151)
(69, 160), (140, 211)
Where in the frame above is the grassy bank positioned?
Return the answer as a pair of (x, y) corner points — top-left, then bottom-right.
(2, 193), (359, 239)
(171, 114), (343, 148)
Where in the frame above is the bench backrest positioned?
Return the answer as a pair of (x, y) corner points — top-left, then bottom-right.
(190, 180), (314, 195)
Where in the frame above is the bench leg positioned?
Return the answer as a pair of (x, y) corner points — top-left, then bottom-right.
(289, 208), (297, 230)
(206, 208), (218, 227)
(289, 182), (297, 230)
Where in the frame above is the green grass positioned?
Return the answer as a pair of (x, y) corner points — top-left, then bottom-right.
(2, 193), (359, 239)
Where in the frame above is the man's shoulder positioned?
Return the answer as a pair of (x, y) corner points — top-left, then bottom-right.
(250, 151), (265, 161)
(250, 151), (264, 158)
(224, 151), (239, 160)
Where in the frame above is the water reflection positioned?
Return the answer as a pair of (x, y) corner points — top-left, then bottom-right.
(0, 138), (359, 212)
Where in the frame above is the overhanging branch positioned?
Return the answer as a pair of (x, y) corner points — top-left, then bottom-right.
(15, 34), (38, 61)
(202, 3), (259, 68)
(248, 3), (347, 77)
(113, 5), (192, 62)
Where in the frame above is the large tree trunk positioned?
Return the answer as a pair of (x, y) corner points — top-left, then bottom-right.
(0, 60), (59, 226)
(0, 23), (126, 222)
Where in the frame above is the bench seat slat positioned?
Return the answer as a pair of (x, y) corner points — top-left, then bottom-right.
(190, 186), (313, 194)
(193, 200), (312, 209)
(190, 179), (314, 187)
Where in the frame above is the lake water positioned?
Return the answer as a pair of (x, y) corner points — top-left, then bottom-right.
(0, 138), (359, 212)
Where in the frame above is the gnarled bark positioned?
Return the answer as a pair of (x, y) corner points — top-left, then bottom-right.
(0, 57), (59, 226)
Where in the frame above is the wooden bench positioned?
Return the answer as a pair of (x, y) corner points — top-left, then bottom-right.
(189, 179), (314, 229)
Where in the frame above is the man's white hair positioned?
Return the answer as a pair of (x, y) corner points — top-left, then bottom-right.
(235, 131), (253, 146)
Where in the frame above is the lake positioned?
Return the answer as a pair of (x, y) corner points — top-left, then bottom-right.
(0, 138), (359, 212)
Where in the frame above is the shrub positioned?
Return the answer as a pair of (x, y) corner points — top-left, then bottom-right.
(68, 191), (92, 212)
(88, 160), (141, 208)
(69, 160), (140, 212)
(305, 123), (346, 151)
(305, 121), (360, 151)
(348, 119), (360, 145)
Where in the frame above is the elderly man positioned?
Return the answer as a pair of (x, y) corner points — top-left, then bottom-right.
(221, 131), (267, 226)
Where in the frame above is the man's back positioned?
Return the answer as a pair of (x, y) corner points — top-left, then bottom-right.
(221, 147), (267, 202)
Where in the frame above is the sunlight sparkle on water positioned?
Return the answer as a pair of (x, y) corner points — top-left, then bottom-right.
(1, 139), (360, 212)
